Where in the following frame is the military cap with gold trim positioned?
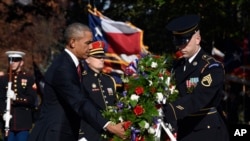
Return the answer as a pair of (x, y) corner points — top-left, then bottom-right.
(166, 14), (200, 47)
(89, 41), (106, 58)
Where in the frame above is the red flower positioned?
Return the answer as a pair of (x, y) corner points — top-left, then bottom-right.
(133, 105), (144, 116)
(135, 136), (144, 141)
(165, 70), (171, 76)
(158, 73), (163, 77)
(123, 121), (132, 130)
(155, 104), (162, 109)
(135, 86), (144, 95)
(175, 50), (183, 59)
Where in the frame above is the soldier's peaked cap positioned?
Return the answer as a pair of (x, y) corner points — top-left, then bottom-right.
(166, 14), (200, 46)
(5, 51), (25, 58)
(89, 41), (105, 57)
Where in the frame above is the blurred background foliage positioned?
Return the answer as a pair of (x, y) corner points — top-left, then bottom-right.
(0, 0), (249, 73)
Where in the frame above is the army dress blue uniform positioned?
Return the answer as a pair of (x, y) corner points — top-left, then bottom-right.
(163, 49), (229, 141)
(79, 68), (118, 141)
(163, 15), (229, 141)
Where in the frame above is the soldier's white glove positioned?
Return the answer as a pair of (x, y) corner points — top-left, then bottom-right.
(3, 112), (12, 121)
(7, 90), (16, 100)
(78, 137), (88, 141)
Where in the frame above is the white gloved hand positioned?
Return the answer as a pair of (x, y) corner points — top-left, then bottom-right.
(78, 137), (88, 141)
(7, 90), (16, 100)
(3, 112), (12, 121)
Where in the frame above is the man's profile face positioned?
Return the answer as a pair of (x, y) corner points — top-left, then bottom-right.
(178, 32), (201, 58)
(73, 31), (93, 59)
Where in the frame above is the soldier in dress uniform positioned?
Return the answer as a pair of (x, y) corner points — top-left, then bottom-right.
(162, 15), (230, 141)
(0, 51), (37, 141)
(78, 41), (118, 141)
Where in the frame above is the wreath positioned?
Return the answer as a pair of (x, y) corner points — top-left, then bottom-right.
(102, 54), (179, 141)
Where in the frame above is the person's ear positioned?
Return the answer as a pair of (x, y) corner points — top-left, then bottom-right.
(69, 38), (76, 48)
(195, 32), (201, 44)
(20, 60), (24, 66)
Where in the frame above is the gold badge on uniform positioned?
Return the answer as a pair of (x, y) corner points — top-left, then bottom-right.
(21, 79), (27, 87)
(92, 83), (100, 91)
(107, 88), (113, 95)
(92, 83), (97, 88)
(192, 61), (197, 66)
(201, 74), (212, 87)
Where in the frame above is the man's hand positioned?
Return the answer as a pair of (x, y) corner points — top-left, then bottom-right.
(106, 122), (126, 139)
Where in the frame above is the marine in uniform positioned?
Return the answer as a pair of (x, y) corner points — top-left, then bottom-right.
(162, 15), (230, 141)
(79, 41), (118, 141)
(0, 51), (37, 141)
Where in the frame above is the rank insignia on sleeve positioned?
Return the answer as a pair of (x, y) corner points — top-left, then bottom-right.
(201, 74), (212, 87)
(176, 105), (184, 110)
(107, 88), (113, 95)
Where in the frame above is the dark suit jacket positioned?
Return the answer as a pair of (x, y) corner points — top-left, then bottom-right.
(28, 51), (108, 141)
(163, 49), (229, 141)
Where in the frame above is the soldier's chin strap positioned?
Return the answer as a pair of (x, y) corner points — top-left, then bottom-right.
(9, 61), (22, 73)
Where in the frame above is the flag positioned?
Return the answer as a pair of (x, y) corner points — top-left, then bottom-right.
(88, 7), (148, 74)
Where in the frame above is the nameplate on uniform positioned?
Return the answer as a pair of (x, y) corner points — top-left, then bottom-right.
(107, 88), (113, 95)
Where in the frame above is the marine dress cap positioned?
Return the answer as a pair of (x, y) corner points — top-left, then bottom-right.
(89, 41), (105, 58)
(166, 15), (200, 46)
(5, 51), (25, 61)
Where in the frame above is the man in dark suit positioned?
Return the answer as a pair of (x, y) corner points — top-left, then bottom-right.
(163, 15), (229, 141)
(0, 51), (37, 141)
(78, 41), (118, 141)
(28, 23), (125, 141)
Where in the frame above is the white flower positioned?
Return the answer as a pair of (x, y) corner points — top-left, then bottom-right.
(148, 126), (156, 134)
(165, 76), (171, 86)
(118, 116), (124, 122)
(170, 85), (176, 94)
(148, 80), (153, 86)
(144, 122), (150, 129)
(159, 76), (164, 80)
(156, 92), (164, 103)
(130, 94), (139, 101)
(151, 62), (158, 68)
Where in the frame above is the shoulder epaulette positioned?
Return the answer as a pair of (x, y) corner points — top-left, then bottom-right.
(201, 54), (223, 73)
